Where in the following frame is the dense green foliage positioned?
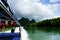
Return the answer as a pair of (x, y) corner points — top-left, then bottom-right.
(19, 17), (36, 26)
(37, 17), (60, 27)
(19, 17), (60, 28)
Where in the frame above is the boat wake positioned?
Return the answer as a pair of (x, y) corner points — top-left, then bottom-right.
(20, 27), (29, 40)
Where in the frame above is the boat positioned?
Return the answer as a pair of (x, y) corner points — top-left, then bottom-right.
(0, 0), (21, 40)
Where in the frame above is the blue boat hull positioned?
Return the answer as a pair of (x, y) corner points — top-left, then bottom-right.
(0, 33), (20, 40)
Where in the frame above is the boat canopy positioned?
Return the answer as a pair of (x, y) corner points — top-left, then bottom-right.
(0, 6), (14, 20)
(0, 1), (15, 21)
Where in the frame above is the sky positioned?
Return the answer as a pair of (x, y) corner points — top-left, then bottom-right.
(7, 0), (60, 22)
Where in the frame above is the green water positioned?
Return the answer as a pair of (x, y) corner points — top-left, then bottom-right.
(25, 27), (60, 40)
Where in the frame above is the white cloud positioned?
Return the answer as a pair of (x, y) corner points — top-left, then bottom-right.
(48, 4), (60, 11)
(7, 0), (56, 22)
(50, 0), (60, 2)
(48, 0), (60, 17)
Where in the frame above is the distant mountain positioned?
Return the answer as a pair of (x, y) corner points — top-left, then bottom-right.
(18, 17), (36, 26)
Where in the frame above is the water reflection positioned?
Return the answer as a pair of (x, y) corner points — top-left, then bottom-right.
(24, 26), (60, 40)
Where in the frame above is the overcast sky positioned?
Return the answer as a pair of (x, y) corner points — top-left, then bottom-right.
(7, 0), (60, 22)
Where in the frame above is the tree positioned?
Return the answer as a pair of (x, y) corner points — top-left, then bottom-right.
(19, 17), (30, 26)
(30, 19), (36, 23)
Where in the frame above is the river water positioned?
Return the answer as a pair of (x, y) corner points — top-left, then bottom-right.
(28, 30), (60, 40)
(25, 27), (60, 40)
